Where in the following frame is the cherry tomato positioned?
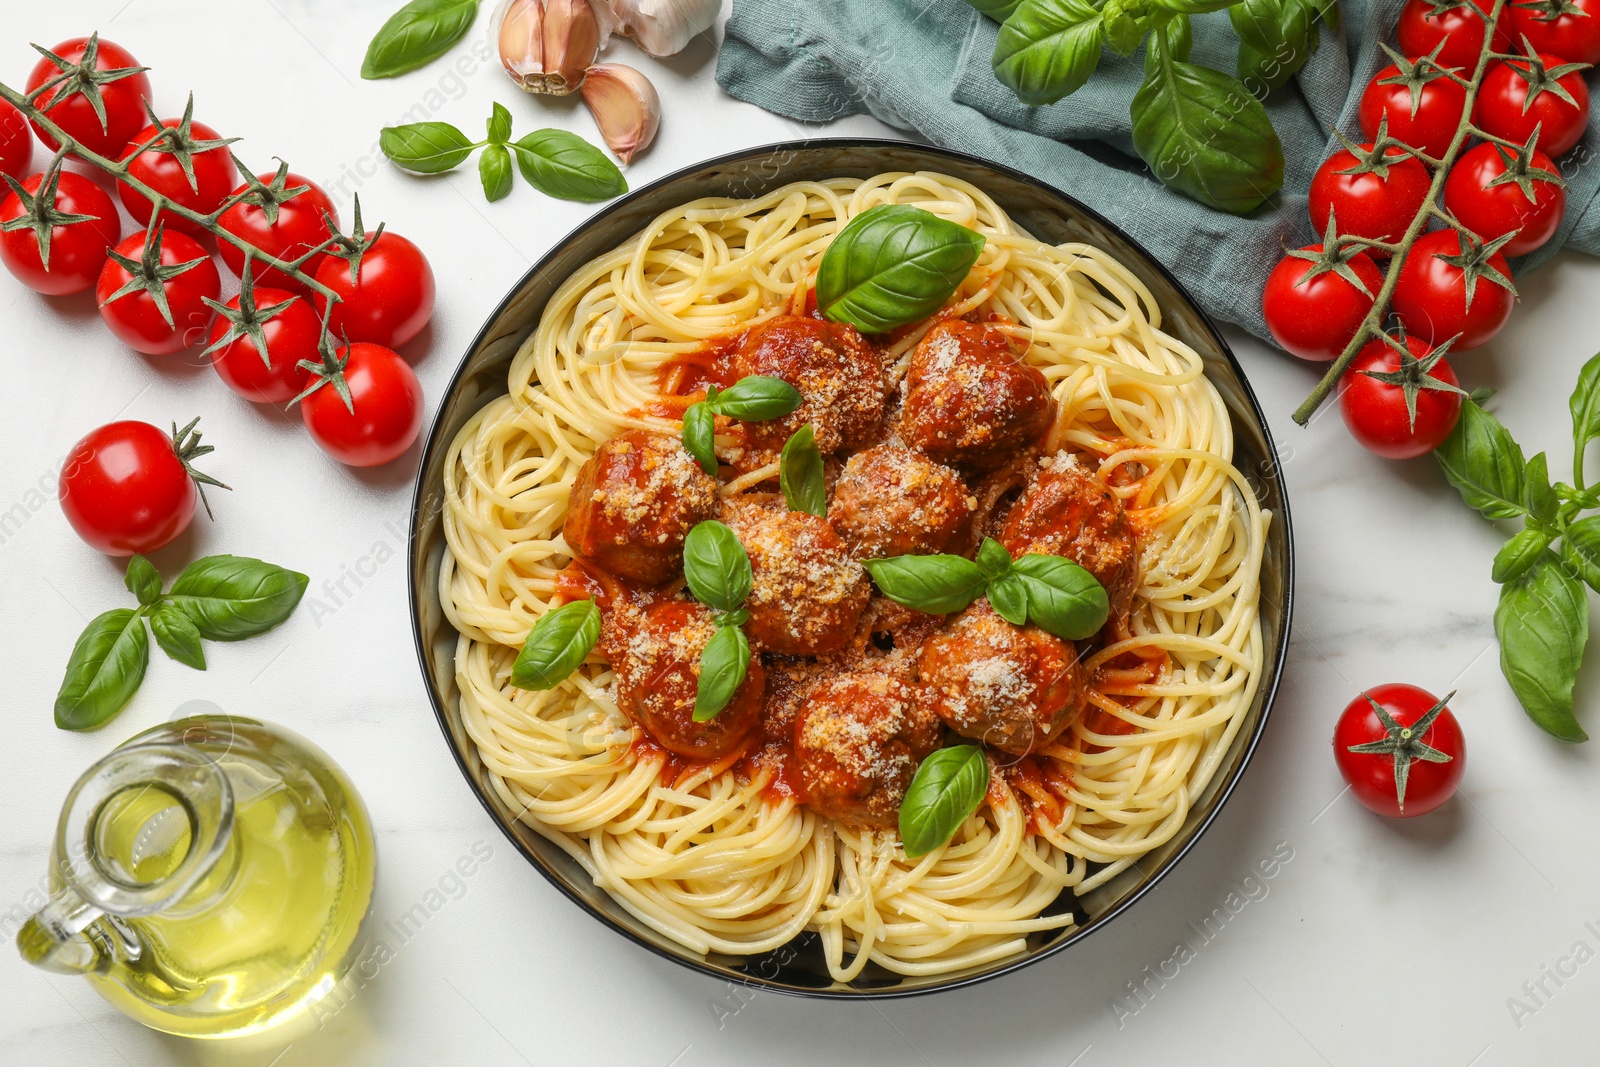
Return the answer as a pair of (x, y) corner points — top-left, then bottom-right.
(25, 36), (152, 158)
(1338, 335), (1462, 458)
(1359, 62), (1469, 159)
(208, 287), (320, 404)
(0, 97), (32, 181)
(300, 343), (424, 467)
(314, 231), (436, 348)
(1444, 142), (1567, 257)
(1392, 229), (1515, 349)
(117, 118), (238, 238)
(1476, 53), (1591, 156)
(1261, 244), (1384, 362)
(1308, 143), (1432, 246)
(0, 170), (121, 296)
(96, 230), (222, 356)
(58, 420), (222, 556)
(217, 171), (338, 290)
(1333, 683), (1465, 818)
(1511, 0), (1600, 65)
(1397, 0), (1512, 69)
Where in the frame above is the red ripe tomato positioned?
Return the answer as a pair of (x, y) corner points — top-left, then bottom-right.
(1261, 244), (1384, 362)
(1338, 335), (1463, 458)
(1391, 228), (1515, 349)
(1333, 683), (1465, 818)
(1359, 62), (1469, 159)
(117, 118), (238, 238)
(1308, 143), (1432, 245)
(0, 170), (121, 296)
(1443, 142), (1566, 256)
(300, 343), (424, 467)
(0, 97), (32, 181)
(208, 288), (321, 404)
(58, 420), (220, 555)
(217, 171), (338, 290)
(1511, 0), (1600, 66)
(315, 232), (436, 349)
(96, 230), (222, 356)
(25, 36), (152, 158)
(1476, 53), (1592, 156)
(1397, 0), (1512, 69)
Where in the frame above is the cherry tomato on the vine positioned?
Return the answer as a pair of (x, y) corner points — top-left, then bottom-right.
(1333, 683), (1465, 818)
(0, 170), (121, 296)
(207, 286), (320, 404)
(314, 231), (436, 349)
(1359, 61), (1468, 159)
(58, 419), (226, 556)
(118, 116), (238, 238)
(1338, 334), (1463, 459)
(1511, 0), (1600, 66)
(1476, 52), (1591, 156)
(217, 171), (338, 290)
(1397, 0), (1512, 70)
(1443, 142), (1566, 257)
(0, 98), (32, 181)
(96, 229), (222, 356)
(25, 36), (152, 158)
(299, 342), (424, 467)
(1262, 243), (1384, 362)
(1391, 228), (1515, 349)
(1308, 143), (1432, 246)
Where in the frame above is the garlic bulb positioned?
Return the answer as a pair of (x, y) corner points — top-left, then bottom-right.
(599, 0), (718, 57)
(581, 63), (661, 164)
(498, 0), (602, 95)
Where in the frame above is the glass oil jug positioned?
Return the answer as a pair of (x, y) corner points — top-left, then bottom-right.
(16, 715), (377, 1038)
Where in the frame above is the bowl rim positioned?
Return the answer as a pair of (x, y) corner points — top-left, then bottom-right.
(407, 135), (1295, 999)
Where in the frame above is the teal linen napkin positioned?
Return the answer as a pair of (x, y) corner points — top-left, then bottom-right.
(716, 0), (1600, 341)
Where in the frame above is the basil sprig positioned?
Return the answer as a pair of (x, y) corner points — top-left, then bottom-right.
(511, 600), (602, 691)
(362, 0), (480, 80)
(682, 521), (756, 721)
(55, 554), (308, 731)
(780, 425), (826, 518)
(679, 376), (803, 475)
(900, 745), (989, 858)
(816, 205), (986, 333)
(863, 538), (1108, 640)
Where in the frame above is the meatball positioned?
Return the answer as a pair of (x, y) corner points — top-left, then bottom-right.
(609, 600), (764, 761)
(563, 430), (718, 586)
(830, 444), (975, 559)
(1000, 452), (1138, 624)
(792, 671), (942, 829)
(900, 320), (1055, 472)
(724, 502), (871, 656)
(731, 315), (887, 461)
(916, 600), (1085, 757)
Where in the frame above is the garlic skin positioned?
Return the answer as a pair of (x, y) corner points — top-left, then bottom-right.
(499, 0), (602, 95)
(581, 64), (661, 164)
(599, 0), (718, 57)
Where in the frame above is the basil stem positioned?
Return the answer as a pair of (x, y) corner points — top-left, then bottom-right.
(1435, 399), (1529, 520)
(55, 608), (149, 731)
(693, 624), (750, 722)
(899, 745), (989, 858)
(705, 376), (802, 421)
(1496, 554), (1589, 742)
(816, 205), (986, 334)
(512, 130), (627, 202)
(683, 521), (753, 613)
(165, 555), (310, 641)
(362, 0), (480, 80)
(780, 424), (827, 518)
(380, 122), (478, 174)
(511, 600), (601, 690)
(863, 554), (988, 615)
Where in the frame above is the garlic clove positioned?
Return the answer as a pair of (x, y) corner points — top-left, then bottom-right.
(498, 0), (546, 89)
(581, 63), (661, 165)
(499, 0), (601, 95)
(599, 0), (719, 58)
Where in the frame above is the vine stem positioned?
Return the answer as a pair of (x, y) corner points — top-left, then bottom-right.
(1290, 0), (1509, 426)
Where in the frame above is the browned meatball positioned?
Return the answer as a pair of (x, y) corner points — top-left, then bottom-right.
(916, 600), (1085, 757)
(608, 600), (764, 761)
(830, 444), (975, 559)
(563, 430), (718, 586)
(731, 315), (887, 462)
(1000, 452), (1139, 624)
(724, 502), (871, 656)
(792, 671), (942, 829)
(900, 320), (1054, 472)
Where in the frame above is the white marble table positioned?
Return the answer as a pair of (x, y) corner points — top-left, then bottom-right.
(3, 2), (1598, 1064)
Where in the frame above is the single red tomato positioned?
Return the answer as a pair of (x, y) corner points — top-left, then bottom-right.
(1308, 143), (1432, 245)
(117, 116), (238, 238)
(96, 229), (222, 355)
(1359, 60), (1469, 159)
(1338, 335), (1463, 458)
(1397, 0), (1513, 69)
(1511, 0), (1600, 65)
(299, 342), (424, 467)
(217, 169), (338, 290)
(1444, 142), (1566, 256)
(1333, 683), (1465, 817)
(0, 97), (32, 181)
(1476, 53), (1591, 156)
(314, 231), (436, 348)
(1261, 243), (1384, 362)
(1391, 228), (1516, 349)
(25, 35), (152, 157)
(207, 286), (320, 403)
(59, 419), (225, 556)
(0, 170), (121, 296)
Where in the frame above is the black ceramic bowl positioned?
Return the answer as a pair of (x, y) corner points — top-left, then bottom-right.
(409, 139), (1294, 998)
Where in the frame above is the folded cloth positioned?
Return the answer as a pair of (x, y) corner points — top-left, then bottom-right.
(716, 0), (1600, 341)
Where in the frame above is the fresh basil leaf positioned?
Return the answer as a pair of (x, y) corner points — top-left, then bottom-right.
(362, 0), (480, 79)
(987, 573), (1030, 626)
(965, 0), (1024, 20)
(165, 555), (309, 641)
(1149, 0), (1238, 11)
(511, 600), (600, 690)
(1229, 0), (1317, 94)
(55, 609), (149, 731)
(124, 554), (161, 605)
(1570, 351), (1600, 486)
(683, 521), (753, 613)
(149, 602), (206, 671)
(1525, 453), (1559, 523)
(487, 101), (513, 145)
(1493, 527), (1552, 584)
(862, 554), (988, 615)
(780, 425), (827, 518)
(381, 122), (476, 174)
(816, 205), (986, 333)
(512, 129), (627, 201)
(992, 0), (1105, 106)
(1564, 516), (1600, 593)
(899, 745), (989, 858)
(682, 401), (717, 475)
(1101, 0), (1143, 55)
(715, 608), (751, 628)
(1495, 554), (1588, 742)
(707, 375), (803, 421)
(694, 624), (750, 722)
(1011, 553), (1110, 639)
(975, 537), (1013, 580)
(479, 144), (513, 202)
(1435, 399), (1528, 520)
